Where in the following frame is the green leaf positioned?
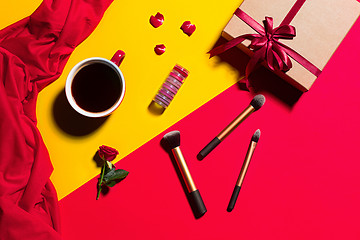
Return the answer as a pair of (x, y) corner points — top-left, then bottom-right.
(106, 181), (117, 187)
(103, 169), (129, 183)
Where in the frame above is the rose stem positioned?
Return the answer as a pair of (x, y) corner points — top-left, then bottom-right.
(96, 163), (106, 200)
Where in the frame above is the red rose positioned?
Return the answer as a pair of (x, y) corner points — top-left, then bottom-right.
(98, 145), (119, 161)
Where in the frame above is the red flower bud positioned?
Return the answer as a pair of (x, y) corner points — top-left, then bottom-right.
(98, 145), (119, 161)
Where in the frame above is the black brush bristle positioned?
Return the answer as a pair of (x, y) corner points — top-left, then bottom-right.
(250, 94), (265, 111)
(251, 129), (261, 143)
(163, 130), (181, 149)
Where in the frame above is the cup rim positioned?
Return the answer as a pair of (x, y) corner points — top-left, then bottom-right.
(65, 57), (126, 118)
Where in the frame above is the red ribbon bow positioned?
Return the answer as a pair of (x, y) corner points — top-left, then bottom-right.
(209, 17), (297, 79)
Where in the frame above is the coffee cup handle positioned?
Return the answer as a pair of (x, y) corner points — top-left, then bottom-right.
(111, 50), (125, 67)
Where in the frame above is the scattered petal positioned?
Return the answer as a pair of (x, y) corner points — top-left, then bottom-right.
(180, 21), (196, 36)
(150, 12), (164, 28)
(154, 44), (166, 55)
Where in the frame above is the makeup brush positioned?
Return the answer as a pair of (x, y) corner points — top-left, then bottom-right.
(163, 130), (207, 218)
(198, 94), (265, 160)
(227, 129), (261, 212)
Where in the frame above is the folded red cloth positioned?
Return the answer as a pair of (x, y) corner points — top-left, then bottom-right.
(0, 0), (113, 238)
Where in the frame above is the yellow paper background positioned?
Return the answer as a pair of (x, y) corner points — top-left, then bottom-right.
(0, 0), (243, 199)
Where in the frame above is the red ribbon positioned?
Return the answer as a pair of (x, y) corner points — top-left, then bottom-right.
(208, 7), (322, 84)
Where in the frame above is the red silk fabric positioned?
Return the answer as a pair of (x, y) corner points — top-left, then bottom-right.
(0, 0), (113, 239)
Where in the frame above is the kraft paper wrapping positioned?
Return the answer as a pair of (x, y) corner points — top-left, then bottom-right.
(222, 0), (360, 91)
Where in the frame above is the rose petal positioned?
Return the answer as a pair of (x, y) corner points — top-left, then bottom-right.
(180, 21), (196, 36)
(154, 44), (166, 55)
(150, 12), (164, 28)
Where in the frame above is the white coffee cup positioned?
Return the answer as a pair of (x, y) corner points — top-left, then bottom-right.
(65, 50), (125, 118)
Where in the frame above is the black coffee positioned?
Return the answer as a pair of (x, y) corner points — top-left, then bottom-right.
(71, 63), (122, 113)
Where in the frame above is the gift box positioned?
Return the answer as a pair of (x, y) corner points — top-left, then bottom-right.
(213, 0), (360, 91)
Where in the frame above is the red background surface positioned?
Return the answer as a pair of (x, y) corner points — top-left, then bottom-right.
(59, 14), (360, 240)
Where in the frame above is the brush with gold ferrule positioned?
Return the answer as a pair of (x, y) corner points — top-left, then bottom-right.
(198, 95), (265, 160)
(227, 129), (261, 212)
(163, 130), (207, 218)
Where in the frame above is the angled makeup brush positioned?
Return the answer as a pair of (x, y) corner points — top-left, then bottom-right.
(227, 129), (261, 212)
(163, 130), (207, 218)
(198, 95), (265, 160)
